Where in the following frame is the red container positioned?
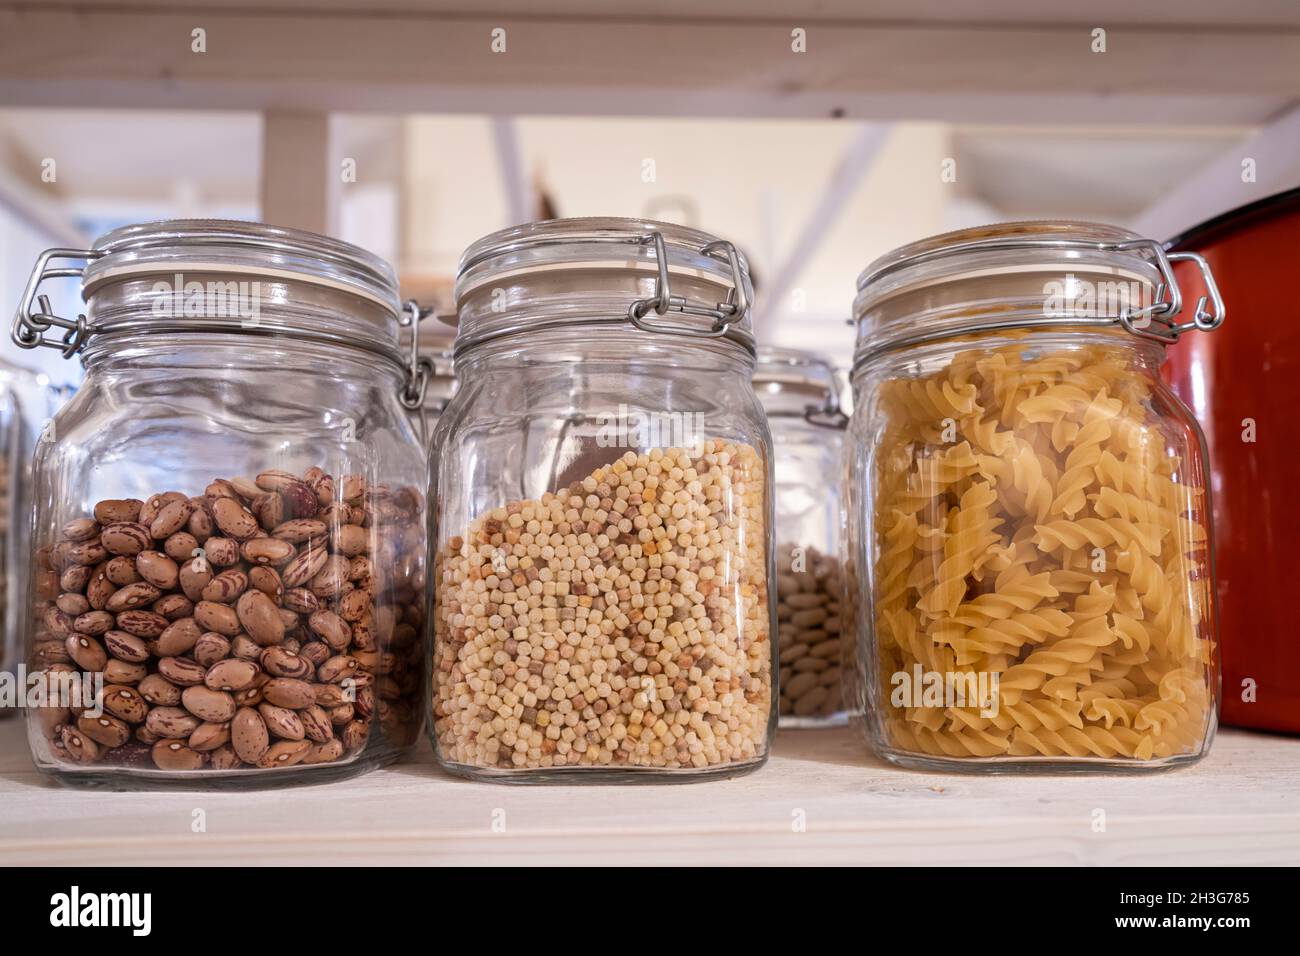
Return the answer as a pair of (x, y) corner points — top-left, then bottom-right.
(1166, 188), (1300, 734)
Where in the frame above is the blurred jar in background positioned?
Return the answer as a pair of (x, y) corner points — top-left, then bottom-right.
(753, 346), (851, 727)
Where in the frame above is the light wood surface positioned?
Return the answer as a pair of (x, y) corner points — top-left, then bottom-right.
(1, 718), (1296, 865)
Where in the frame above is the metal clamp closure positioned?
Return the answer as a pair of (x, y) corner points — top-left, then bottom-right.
(399, 299), (438, 410)
(804, 367), (850, 430)
(12, 248), (103, 359)
(1115, 243), (1224, 343)
(626, 232), (749, 338)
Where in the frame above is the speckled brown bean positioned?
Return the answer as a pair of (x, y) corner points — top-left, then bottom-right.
(101, 522), (151, 557)
(104, 582), (161, 613)
(236, 590), (284, 645)
(194, 600), (241, 637)
(65, 634), (107, 672)
(146, 706), (201, 739)
(104, 556), (141, 586)
(261, 646), (312, 680)
(204, 658), (259, 692)
(257, 739), (311, 769)
(301, 739), (344, 764)
(203, 537), (240, 567)
(157, 617), (202, 656)
(138, 674), (182, 708)
(307, 610), (350, 651)
(182, 685), (237, 723)
(258, 703), (305, 740)
(164, 532), (200, 562)
(151, 740), (204, 770)
(156, 656), (206, 687)
(299, 705), (333, 743)
(115, 610), (169, 638)
(230, 707), (270, 763)
(93, 499), (143, 525)
(61, 725), (100, 763)
(78, 713), (131, 748)
(72, 611), (115, 636)
(103, 660), (148, 685)
(136, 551), (180, 589)
(201, 568), (249, 604)
(149, 498), (193, 539)
(104, 631), (149, 663)
(189, 722), (231, 752)
(193, 631), (232, 668)
(242, 537), (295, 567)
(262, 678), (315, 710)
(209, 745), (241, 770)
(212, 498), (259, 540)
(61, 518), (100, 542)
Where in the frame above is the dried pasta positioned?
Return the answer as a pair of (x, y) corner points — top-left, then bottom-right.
(868, 340), (1214, 762)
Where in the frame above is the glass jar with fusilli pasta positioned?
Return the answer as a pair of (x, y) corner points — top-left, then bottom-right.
(846, 221), (1225, 771)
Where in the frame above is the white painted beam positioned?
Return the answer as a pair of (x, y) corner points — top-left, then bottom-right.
(1, 9), (1298, 123)
(490, 118), (531, 227)
(260, 111), (334, 235)
(754, 124), (889, 337)
(1130, 103), (1300, 241)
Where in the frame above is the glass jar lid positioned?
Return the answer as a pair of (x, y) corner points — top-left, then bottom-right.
(851, 220), (1225, 369)
(754, 346), (847, 429)
(13, 219), (406, 365)
(452, 217), (755, 356)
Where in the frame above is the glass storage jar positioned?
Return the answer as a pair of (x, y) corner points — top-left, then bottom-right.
(753, 346), (850, 727)
(0, 357), (62, 704)
(846, 221), (1224, 772)
(430, 217), (775, 782)
(11, 220), (428, 787)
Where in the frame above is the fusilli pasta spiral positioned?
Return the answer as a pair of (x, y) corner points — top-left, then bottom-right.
(867, 340), (1215, 763)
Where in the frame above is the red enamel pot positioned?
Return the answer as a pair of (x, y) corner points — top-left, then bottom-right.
(1166, 187), (1300, 734)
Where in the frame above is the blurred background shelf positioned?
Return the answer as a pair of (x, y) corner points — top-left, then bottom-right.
(1, 718), (1296, 865)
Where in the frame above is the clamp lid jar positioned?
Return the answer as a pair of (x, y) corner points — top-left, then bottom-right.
(431, 218), (775, 783)
(753, 347), (851, 727)
(13, 219), (428, 787)
(846, 221), (1223, 772)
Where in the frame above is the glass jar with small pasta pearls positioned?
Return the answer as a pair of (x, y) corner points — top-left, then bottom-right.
(846, 221), (1225, 772)
(753, 347), (851, 727)
(430, 217), (775, 782)
(11, 220), (428, 787)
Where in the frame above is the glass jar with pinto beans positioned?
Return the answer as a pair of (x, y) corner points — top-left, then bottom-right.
(12, 220), (429, 787)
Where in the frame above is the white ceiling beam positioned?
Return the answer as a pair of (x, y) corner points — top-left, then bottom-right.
(2, 9), (1299, 123)
(754, 124), (889, 336)
(260, 110), (334, 235)
(490, 117), (531, 227)
(1130, 103), (1300, 240)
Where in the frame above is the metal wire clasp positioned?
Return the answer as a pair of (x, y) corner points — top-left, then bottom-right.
(12, 247), (103, 359)
(804, 366), (851, 430)
(1115, 240), (1225, 343)
(399, 299), (437, 410)
(626, 232), (749, 338)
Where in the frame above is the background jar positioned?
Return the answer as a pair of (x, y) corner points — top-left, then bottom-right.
(12, 220), (428, 787)
(430, 218), (775, 782)
(0, 359), (71, 707)
(846, 221), (1223, 772)
(753, 346), (850, 727)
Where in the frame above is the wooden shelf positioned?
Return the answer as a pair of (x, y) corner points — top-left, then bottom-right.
(1, 717), (1297, 865)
